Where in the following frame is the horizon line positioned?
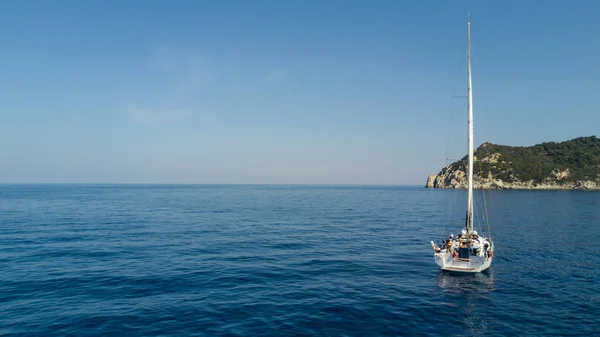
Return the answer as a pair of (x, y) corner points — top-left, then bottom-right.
(0, 182), (425, 187)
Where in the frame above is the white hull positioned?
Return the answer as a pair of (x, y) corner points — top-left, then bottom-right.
(434, 252), (492, 273)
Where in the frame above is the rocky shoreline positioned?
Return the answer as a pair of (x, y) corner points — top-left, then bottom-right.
(425, 165), (600, 190)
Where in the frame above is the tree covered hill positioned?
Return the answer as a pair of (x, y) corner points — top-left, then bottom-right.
(426, 136), (600, 189)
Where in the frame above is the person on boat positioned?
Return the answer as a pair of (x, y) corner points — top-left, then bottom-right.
(446, 240), (455, 254)
(483, 243), (490, 257)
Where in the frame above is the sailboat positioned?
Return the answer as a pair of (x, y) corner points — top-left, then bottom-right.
(430, 16), (495, 273)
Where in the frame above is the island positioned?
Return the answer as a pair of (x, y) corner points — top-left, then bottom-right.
(426, 136), (600, 190)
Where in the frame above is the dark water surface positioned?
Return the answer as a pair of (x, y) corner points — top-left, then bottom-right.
(0, 184), (598, 336)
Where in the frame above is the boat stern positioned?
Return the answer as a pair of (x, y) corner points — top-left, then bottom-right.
(440, 255), (492, 273)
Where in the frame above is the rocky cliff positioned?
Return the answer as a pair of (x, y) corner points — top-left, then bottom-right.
(426, 136), (600, 190)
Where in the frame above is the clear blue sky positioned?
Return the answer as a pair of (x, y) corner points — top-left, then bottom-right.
(0, 0), (598, 184)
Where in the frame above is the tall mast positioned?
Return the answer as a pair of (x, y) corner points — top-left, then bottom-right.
(465, 15), (474, 233)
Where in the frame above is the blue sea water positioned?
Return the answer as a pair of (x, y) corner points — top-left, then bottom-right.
(0, 184), (598, 336)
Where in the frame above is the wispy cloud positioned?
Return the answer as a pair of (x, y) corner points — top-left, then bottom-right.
(171, 55), (212, 99)
(126, 46), (213, 125)
(259, 68), (287, 83)
(148, 58), (178, 72)
(126, 104), (190, 125)
(126, 47), (288, 125)
(147, 45), (180, 72)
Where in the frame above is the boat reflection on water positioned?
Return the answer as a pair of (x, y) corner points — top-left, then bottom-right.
(436, 269), (496, 335)
(436, 268), (496, 294)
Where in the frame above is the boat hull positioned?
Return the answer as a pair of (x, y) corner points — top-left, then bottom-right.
(434, 252), (492, 273)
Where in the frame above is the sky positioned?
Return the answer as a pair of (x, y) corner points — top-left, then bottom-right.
(0, 0), (599, 184)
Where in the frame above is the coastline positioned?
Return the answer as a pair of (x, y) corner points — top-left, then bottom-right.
(425, 173), (600, 190)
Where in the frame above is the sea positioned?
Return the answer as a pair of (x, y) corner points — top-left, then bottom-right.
(0, 184), (598, 336)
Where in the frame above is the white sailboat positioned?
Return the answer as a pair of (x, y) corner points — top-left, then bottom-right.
(430, 16), (495, 273)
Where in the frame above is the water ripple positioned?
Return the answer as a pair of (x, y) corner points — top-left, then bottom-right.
(0, 185), (598, 336)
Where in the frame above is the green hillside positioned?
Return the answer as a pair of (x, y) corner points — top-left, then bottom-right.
(448, 136), (600, 184)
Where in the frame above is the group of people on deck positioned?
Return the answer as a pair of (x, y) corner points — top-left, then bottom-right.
(431, 228), (492, 259)
(442, 229), (482, 258)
